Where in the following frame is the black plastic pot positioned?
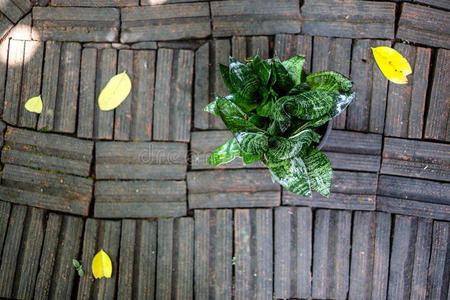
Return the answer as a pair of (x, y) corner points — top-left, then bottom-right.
(316, 119), (333, 151)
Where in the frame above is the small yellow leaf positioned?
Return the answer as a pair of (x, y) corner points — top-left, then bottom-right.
(92, 249), (112, 279)
(98, 72), (131, 111)
(372, 47), (412, 84)
(24, 95), (43, 113)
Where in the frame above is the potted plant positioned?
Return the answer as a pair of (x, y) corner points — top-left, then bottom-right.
(204, 55), (354, 197)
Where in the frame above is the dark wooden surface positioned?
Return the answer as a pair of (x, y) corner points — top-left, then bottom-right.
(0, 0), (448, 298)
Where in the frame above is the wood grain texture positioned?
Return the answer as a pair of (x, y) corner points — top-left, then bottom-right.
(0, 0), (28, 23)
(377, 196), (450, 221)
(32, 7), (120, 42)
(425, 49), (450, 142)
(194, 209), (233, 300)
(51, 0), (138, 6)
(153, 48), (194, 142)
(385, 44), (431, 139)
(274, 207), (312, 299)
(397, 3), (450, 49)
(410, 219), (433, 300)
(302, 0), (395, 39)
(0, 12), (11, 40)
(211, 0), (300, 37)
(77, 47), (97, 138)
(121, 3), (210, 43)
(234, 209), (273, 299)
(0, 201), (11, 252)
(274, 34), (312, 72)
(3, 39), (24, 126)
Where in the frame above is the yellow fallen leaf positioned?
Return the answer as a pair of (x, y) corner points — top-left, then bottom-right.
(24, 95), (43, 113)
(92, 249), (112, 279)
(98, 72), (131, 111)
(372, 47), (412, 84)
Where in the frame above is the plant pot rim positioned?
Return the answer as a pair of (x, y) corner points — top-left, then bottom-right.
(316, 119), (333, 151)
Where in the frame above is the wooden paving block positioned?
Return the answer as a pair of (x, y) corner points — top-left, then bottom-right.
(193, 42), (210, 129)
(274, 207), (312, 299)
(211, 0), (300, 37)
(32, 7), (120, 42)
(153, 48), (194, 142)
(121, 3), (210, 43)
(0, 12), (11, 40)
(2, 126), (94, 177)
(0, 205), (27, 298)
(190, 131), (265, 170)
(349, 212), (391, 299)
(377, 197), (450, 221)
(0, 0), (27, 23)
(381, 138), (450, 182)
(397, 3), (450, 49)
(385, 44), (431, 138)
(283, 171), (377, 210)
(34, 214), (83, 300)
(410, 219), (433, 300)
(0, 39), (8, 117)
(234, 209), (273, 299)
(115, 49), (155, 141)
(131, 41), (157, 50)
(348, 39), (391, 133)
(274, 34), (312, 72)
(117, 219), (157, 299)
(194, 210), (233, 299)
(141, 0), (208, 4)
(158, 40), (207, 50)
(0, 201), (11, 252)
(3, 39), (24, 126)
(378, 175), (450, 205)
(18, 41), (44, 129)
(188, 169), (280, 208)
(155, 218), (194, 300)
(0, 164), (93, 215)
(425, 49), (450, 142)
(94, 180), (187, 218)
(95, 141), (187, 180)
(231, 36), (247, 62)
(232, 36), (270, 60)
(302, 0), (395, 39)
(312, 37), (352, 129)
(415, 0), (450, 10)
(5, 13), (31, 40)
(77, 48), (97, 139)
(94, 48), (116, 139)
(76, 218), (121, 300)
(51, 0), (138, 6)
(312, 209), (351, 299)
(427, 221), (450, 299)
(388, 215), (418, 299)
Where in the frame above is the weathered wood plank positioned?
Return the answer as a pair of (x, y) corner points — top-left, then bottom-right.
(377, 196), (450, 221)
(247, 36), (269, 59)
(3, 39), (24, 126)
(235, 209), (273, 299)
(190, 131), (265, 170)
(371, 212), (392, 300)
(32, 7), (120, 42)
(94, 180), (187, 218)
(158, 40), (206, 50)
(274, 34), (313, 72)
(76, 219), (121, 300)
(117, 219), (136, 299)
(381, 138), (450, 182)
(141, 0), (208, 4)
(274, 207), (312, 299)
(232, 36), (247, 61)
(188, 169), (280, 208)
(302, 0), (395, 39)
(347, 39), (391, 133)
(0, 0), (25, 23)
(425, 49), (450, 142)
(194, 210), (233, 299)
(414, 0), (450, 9)
(0, 201), (11, 252)
(397, 3), (450, 49)
(410, 219), (433, 300)
(193, 42), (210, 129)
(0, 12), (11, 40)
(121, 3), (210, 43)
(35, 214), (83, 300)
(388, 215), (418, 299)
(77, 48), (97, 139)
(312, 209), (351, 299)
(211, 0), (300, 37)
(51, 0), (138, 6)
(95, 141), (187, 180)
(156, 218), (194, 300)
(385, 44), (431, 138)
(0, 164), (93, 215)
(427, 221), (450, 299)
(153, 48), (193, 142)
(18, 41), (44, 129)
(283, 171), (378, 210)
(94, 48), (116, 139)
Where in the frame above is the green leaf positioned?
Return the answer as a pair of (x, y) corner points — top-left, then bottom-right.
(268, 156), (311, 197)
(72, 259), (81, 268)
(219, 64), (234, 92)
(272, 59), (295, 94)
(272, 90), (336, 121)
(227, 93), (258, 113)
(215, 96), (260, 133)
(235, 132), (269, 156)
(266, 136), (303, 162)
(302, 149), (332, 197)
(241, 152), (261, 164)
(282, 55), (306, 85)
(256, 96), (273, 117)
(248, 55), (271, 87)
(77, 268), (85, 277)
(306, 71), (353, 93)
(288, 82), (310, 95)
(330, 92), (355, 118)
(248, 114), (268, 129)
(298, 114), (332, 131)
(289, 129), (320, 146)
(204, 100), (218, 115)
(229, 58), (261, 103)
(208, 138), (241, 166)
(267, 119), (290, 136)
